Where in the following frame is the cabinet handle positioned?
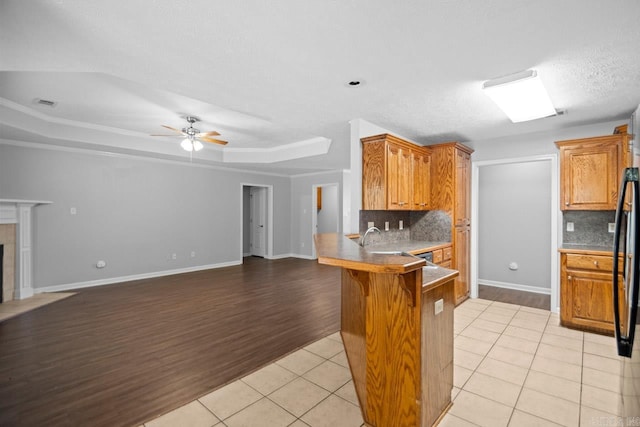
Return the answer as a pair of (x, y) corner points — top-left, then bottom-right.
(594, 261), (599, 266)
(565, 202), (569, 206)
(568, 276), (572, 280)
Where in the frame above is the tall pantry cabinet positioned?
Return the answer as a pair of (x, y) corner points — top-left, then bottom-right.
(430, 143), (474, 305)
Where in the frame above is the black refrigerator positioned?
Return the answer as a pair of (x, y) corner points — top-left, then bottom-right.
(613, 163), (640, 419)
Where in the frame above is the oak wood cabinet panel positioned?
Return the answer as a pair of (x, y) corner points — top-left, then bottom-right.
(430, 142), (474, 305)
(556, 133), (630, 211)
(560, 252), (625, 335)
(361, 134), (431, 211)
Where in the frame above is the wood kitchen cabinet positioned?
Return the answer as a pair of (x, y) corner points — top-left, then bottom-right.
(361, 134), (431, 211)
(559, 250), (626, 335)
(555, 132), (630, 210)
(430, 142), (474, 305)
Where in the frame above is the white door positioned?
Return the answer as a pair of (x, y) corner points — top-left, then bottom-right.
(250, 187), (267, 257)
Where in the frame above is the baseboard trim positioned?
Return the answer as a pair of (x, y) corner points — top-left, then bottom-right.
(478, 279), (551, 295)
(35, 261), (243, 294)
(264, 253), (316, 260)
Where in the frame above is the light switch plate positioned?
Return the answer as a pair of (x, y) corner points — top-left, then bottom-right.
(399, 220), (403, 230)
(385, 221), (389, 231)
(566, 222), (574, 232)
(608, 223), (616, 233)
(367, 221), (374, 228)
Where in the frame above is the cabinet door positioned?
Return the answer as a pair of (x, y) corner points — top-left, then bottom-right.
(387, 143), (412, 210)
(560, 141), (621, 210)
(412, 149), (431, 210)
(453, 226), (470, 305)
(454, 150), (470, 225)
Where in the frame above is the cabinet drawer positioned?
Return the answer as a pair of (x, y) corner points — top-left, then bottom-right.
(565, 254), (613, 272)
(443, 246), (452, 261)
(439, 261), (452, 269)
(432, 249), (443, 264)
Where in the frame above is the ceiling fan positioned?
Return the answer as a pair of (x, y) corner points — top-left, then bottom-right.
(152, 116), (228, 152)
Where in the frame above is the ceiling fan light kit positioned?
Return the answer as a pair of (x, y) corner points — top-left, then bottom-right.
(482, 69), (557, 123)
(152, 115), (228, 153)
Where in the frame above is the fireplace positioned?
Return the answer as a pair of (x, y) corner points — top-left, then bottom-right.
(0, 200), (51, 301)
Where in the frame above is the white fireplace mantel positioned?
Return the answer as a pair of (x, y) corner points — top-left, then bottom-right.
(0, 199), (52, 300)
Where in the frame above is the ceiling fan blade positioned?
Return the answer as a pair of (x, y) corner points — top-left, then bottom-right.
(150, 134), (180, 137)
(161, 125), (185, 135)
(200, 136), (228, 145)
(196, 131), (221, 137)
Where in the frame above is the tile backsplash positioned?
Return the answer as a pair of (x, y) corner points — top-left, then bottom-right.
(359, 210), (451, 244)
(562, 211), (616, 247)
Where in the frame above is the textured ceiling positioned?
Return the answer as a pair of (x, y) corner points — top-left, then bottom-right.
(1, 0), (640, 174)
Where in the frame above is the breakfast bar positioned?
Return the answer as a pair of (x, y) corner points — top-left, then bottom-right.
(314, 233), (458, 427)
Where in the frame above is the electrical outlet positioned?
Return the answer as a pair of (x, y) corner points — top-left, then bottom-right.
(171, 253), (177, 260)
(191, 251), (196, 258)
(367, 221), (374, 228)
(434, 299), (443, 315)
(96, 260), (106, 268)
(399, 220), (403, 230)
(385, 221), (389, 231)
(608, 223), (616, 233)
(70, 207), (77, 215)
(566, 222), (574, 232)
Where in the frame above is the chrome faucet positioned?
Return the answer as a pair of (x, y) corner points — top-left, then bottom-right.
(359, 226), (381, 247)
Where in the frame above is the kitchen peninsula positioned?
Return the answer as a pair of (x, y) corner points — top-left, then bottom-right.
(315, 233), (458, 427)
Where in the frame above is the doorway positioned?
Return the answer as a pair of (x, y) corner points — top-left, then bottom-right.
(311, 183), (340, 259)
(471, 155), (559, 312)
(241, 184), (273, 260)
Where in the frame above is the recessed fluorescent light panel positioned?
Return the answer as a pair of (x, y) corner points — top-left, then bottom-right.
(482, 69), (556, 123)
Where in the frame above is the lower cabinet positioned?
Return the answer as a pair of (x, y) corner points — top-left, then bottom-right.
(560, 251), (625, 335)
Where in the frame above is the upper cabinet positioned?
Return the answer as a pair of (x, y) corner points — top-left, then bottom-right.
(362, 134), (431, 211)
(430, 143), (474, 226)
(556, 131), (630, 211)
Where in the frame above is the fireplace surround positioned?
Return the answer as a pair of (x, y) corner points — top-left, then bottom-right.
(0, 199), (51, 301)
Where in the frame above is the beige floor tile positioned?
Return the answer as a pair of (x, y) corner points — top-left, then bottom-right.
(544, 324), (584, 340)
(495, 334), (539, 354)
(524, 370), (581, 403)
(300, 395), (363, 427)
(439, 413), (478, 427)
(454, 348), (484, 371)
(459, 325), (501, 344)
(304, 337), (344, 359)
(530, 355), (582, 383)
(463, 371), (522, 407)
(509, 409), (563, 426)
(303, 360), (351, 392)
(224, 397), (296, 427)
(484, 306), (518, 318)
(199, 380), (263, 420)
(515, 388), (579, 426)
(487, 345), (534, 369)
(470, 298), (493, 306)
(518, 306), (551, 316)
(268, 377), (330, 417)
(276, 349), (325, 376)
(453, 365), (474, 388)
(472, 318), (508, 334)
(326, 331), (342, 342)
(330, 351), (349, 368)
(242, 363), (297, 395)
(502, 325), (543, 343)
(476, 357), (528, 386)
(583, 332), (615, 346)
(478, 311), (513, 325)
(448, 390), (512, 427)
(145, 401), (219, 427)
(579, 405), (621, 427)
(541, 332), (583, 352)
(452, 386), (461, 401)
(335, 380), (359, 406)
(583, 353), (620, 375)
(289, 421), (311, 427)
(581, 384), (621, 416)
(454, 335), (494, 356)
(513, 310), (549, 323)
(490, 301), (520, 310)
(583, 340), (620, 360)
(536, 343), (582, 366)
(509, 317), (547, 332)
(0, 311), (16, 322)
(455, 307), (484, 320)
(582, 366), (621, 393)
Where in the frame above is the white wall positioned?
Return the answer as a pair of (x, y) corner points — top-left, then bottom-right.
(478, 161), (551, 290)
(0, 142), (292, 290)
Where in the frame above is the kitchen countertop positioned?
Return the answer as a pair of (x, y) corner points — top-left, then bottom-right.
(364, 240), (451, 255)
(559, 244), (614, 256)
